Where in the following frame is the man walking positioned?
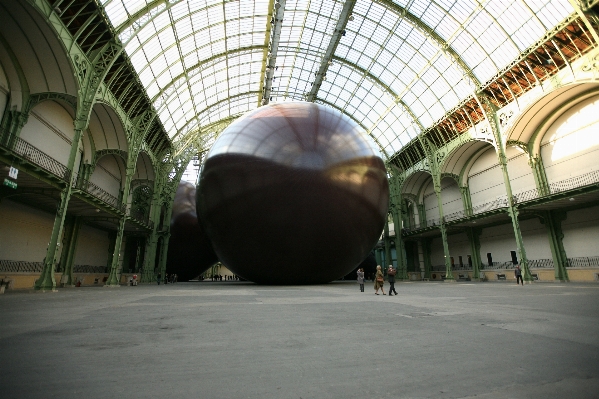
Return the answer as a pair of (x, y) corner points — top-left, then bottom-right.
(387, 265), (398, 296)
(514, 265), (523, 285)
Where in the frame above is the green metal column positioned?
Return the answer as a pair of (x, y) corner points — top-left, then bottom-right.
(105, 164), (136, 286)
(157, 232), (171, 277)
(465, 227), (482, 280)
(421, 238), (432, 280)
(460, 186), (473, 216)
(433, 175), (454, 280)
(157, 201), (175, 278)
(59, 216), (81, 286)
(529, 156), (550, 196)
(0, 109), (28, 147)
(374, 247), (383, 267)
(392, 209), (408, 280)
(34, 39), (122, 290)
(141, 187), (164, 282)
(542, 210), (569, 282)
(35, 125), (84, 291)
(105, 217), (127, 286)
(388, 172), (407, 280)
(383, 218), (392, 269)
(105, 232), (116, 271)
(481, 96), (533, 283)
(417, 203), (426, 228)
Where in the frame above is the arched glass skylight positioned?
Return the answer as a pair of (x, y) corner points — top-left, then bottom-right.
(101, 0), (574, 158)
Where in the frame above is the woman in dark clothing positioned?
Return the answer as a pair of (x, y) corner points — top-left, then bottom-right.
(357, 268), (365, 292)
(387, 265), (397, 295)
(374, 265), (386, 295)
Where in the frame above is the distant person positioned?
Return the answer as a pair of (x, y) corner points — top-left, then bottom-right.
(515, 265), (523, 285)
(157, 272), (161, 285)
(164, 273), (168, 284)
(356, 268), (365, 292)
(374, 265), (386, 295)
(387, 265), (397, 296)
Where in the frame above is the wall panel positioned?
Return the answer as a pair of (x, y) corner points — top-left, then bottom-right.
(541, 95), (599, 183)
(562, 206), (599, 258)
(73, 225), (110, 266)
(0, 199), (57, 262)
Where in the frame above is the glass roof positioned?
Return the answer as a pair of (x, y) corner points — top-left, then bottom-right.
(101, 0), (574, 158)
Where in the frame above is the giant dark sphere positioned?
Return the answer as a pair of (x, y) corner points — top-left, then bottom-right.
(167, 181), (218, 281)
(197, 102), (389, 284)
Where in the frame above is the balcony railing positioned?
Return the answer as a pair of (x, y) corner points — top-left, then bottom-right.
(514, 169), (599, 204)
(404, 170), (599, 236)
(72, 265), (108, 273)
(567, 256), (599, 267)
(78, 179), (125, 213)
(8, 136), (71, 181)
(129, 208), (155, 229)
(0, 260), (44, 273)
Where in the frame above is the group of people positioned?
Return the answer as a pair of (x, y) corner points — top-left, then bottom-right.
(210, 275), (239, 281)
(356, 265), (399, 295)
(357, 264), (526, 293)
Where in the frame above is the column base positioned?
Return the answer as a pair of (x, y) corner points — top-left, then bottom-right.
(444, 279), (457, 283)
(103, 284), (121, 288)
(33, 289), (58, 293)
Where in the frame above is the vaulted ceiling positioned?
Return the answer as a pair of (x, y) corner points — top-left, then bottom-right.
(51, 0), (599, 167)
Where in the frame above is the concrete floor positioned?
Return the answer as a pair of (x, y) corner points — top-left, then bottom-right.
(1, 281), (598, 399)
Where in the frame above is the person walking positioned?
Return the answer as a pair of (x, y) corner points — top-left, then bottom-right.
(374, 265), (386, 295)
(157, 272), (161, 285)
(515, 265), (523, 285)
(387, 265), (398, 296)
(357, 268), (365, 292)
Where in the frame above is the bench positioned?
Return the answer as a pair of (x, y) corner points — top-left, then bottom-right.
(531, 273), (539, 281)
(0, 278), (14, 293)
(496, 273), (506, 280)
(457, 273), (470, 281)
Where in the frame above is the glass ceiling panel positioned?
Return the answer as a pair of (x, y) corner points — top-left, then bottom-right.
(102, 0), (577, 155)
(395, 0), (574, 83)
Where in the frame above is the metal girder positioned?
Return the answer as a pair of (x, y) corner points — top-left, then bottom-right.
(260, 0), (286, 106)
(306, 0), (356, 102)
(375, 0), (479, 86)
(173, 117), (236, 158)
(151, 46), (264, 106)
(315, 98), (389, 159)
(170, 91), (260, 142)
(569, 0), (599, 45)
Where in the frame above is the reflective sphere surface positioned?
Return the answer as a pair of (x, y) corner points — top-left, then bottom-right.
(167, 181), (218, 281)
(197, 102), (389, 284)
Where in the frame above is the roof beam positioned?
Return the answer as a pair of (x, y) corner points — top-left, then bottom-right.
(375, 0), (479, 86)
(113, 0), (182, 40)
(260, 0), (286, 106)
(151, 46), (264, 106)
(306, 0), (357, 102)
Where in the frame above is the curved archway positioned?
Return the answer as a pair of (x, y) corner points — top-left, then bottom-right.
(88, 102), (129, 166)
(506, 82), (599, 156)
(20, 100), (79, 167)
(89, 153), (127, 200)
(133, 151), (155, 182)
(0, 0), (78, 100)
(440, 139), (495, 187)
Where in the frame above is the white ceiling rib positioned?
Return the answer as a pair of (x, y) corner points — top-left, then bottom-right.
(101, 0), (575, 158)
